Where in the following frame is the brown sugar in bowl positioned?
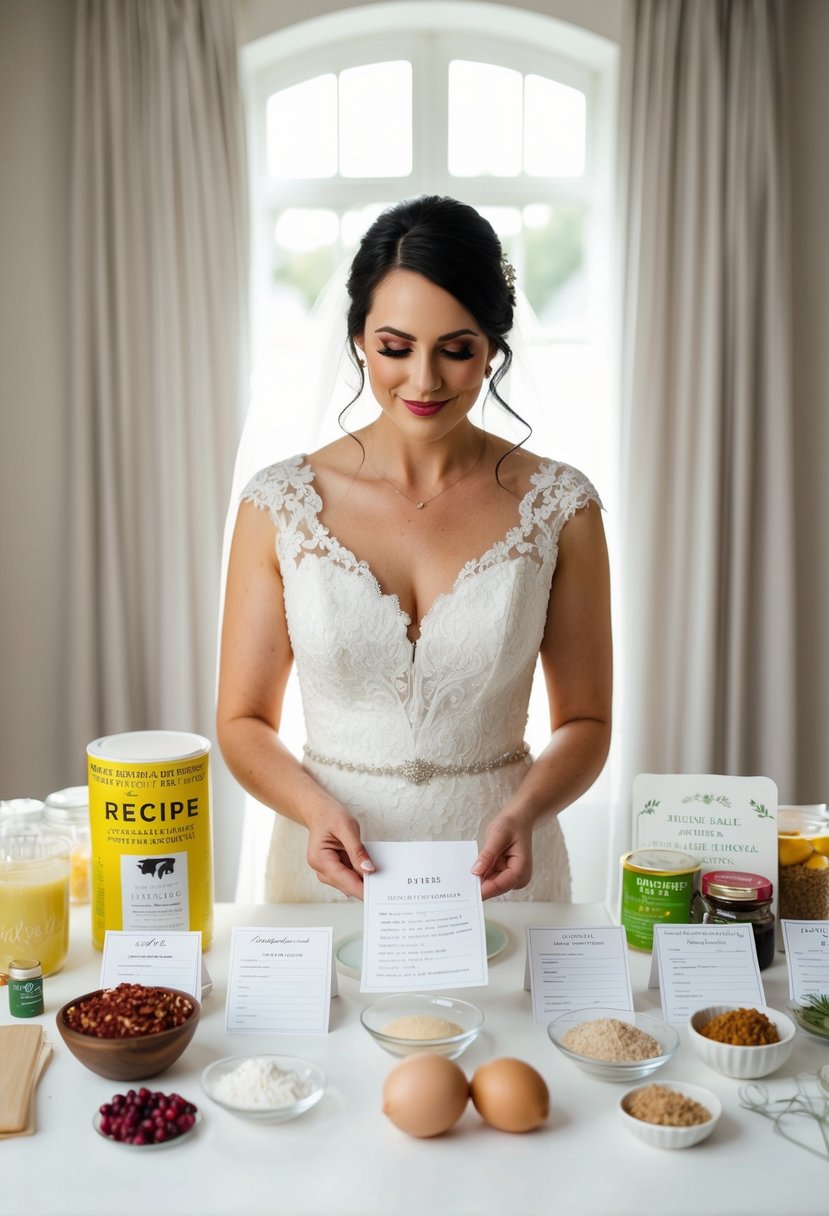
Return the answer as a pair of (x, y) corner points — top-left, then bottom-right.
(56, 986), (200, 1081)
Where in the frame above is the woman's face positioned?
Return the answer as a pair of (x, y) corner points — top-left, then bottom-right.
(354, 269), (495, 438)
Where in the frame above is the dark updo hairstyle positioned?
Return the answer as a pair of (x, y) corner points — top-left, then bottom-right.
(345, 195), (525, 435)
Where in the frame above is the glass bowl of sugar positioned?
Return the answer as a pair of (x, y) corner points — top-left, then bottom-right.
(201, 1055), (325, 1122)
(547, 1009), (678, 1082)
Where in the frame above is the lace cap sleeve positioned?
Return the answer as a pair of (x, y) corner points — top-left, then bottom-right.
(239, 454), (312, 528)
(525, 460), (604, 543)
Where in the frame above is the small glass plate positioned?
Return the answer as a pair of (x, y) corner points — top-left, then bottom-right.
(93, 1107), (201, 1149)
(788, 1002), (829, 1042)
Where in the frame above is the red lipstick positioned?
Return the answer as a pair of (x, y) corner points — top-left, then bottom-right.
(401, 399), (450, 417)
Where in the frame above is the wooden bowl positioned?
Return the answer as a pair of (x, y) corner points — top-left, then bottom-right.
(56, 987), (200, 1081)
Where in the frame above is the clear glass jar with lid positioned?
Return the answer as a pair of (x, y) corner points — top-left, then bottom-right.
(0, 799), (45, 830)
(778, 804), (829, 923)
(44, 786), (91, 904)
(692, 870), (775, 970)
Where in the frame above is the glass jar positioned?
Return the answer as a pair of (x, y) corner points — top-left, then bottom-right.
(778, 804), (829, 923)
(44, 786), (91, 904)
(0, 798), (45, 830)
(0, 831), (71, 977)
(692, 870), (775, 970)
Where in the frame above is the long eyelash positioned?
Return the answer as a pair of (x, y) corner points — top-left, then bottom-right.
(376, 346), (475, 361)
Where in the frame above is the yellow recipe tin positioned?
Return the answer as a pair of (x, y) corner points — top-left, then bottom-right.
(620, 849), (701, 951)
(87, 731), (213, 952)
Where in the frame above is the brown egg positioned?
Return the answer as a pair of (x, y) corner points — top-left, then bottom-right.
(470, 1057), (549, 1133)
(382, 1053), (470, 1138)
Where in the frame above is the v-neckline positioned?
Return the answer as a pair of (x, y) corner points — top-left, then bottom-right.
(298, 456), (548, 643)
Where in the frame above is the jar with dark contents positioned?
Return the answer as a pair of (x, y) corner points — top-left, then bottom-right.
(692, 871), (775, 970)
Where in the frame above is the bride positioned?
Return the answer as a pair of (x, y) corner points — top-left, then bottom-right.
(217, 195), (611, 903)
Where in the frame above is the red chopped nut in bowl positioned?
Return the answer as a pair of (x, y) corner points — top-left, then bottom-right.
(63, 983), (195, 1038)
(57, 984), (200, 1081)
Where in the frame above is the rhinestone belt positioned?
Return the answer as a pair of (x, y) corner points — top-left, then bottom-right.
(302, 742), (530, 786)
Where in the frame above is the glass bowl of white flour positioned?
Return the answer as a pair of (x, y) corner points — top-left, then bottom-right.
(201, 1055), (326, 1122)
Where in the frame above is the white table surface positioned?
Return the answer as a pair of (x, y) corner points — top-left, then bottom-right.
(5, 901), (829, 1216)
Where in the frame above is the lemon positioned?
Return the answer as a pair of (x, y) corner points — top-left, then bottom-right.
(778, 837), (814, 866)
(809, 835), (829, 857)
(804, 853), (829, 870)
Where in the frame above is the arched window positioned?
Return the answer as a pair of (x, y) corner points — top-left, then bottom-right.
(239, 2), (619, 901)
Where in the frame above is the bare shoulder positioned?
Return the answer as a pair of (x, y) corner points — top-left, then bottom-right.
(485, 437), (552, 500)
(307, 433), (365, 470)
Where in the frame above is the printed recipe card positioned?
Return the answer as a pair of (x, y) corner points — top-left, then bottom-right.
(361, 841), (488, 992)
(652, 923), (766, 1022)
(526, 926), (633, 1023)
(226, 927), (334, 1034)
(782, 920), (829, 1004)
(101, 930), (202, 1001)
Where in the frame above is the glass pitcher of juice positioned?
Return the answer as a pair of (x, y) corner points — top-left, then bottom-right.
(0, 830), (71, 976)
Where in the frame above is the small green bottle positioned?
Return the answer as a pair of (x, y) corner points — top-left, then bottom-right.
(8, 959), (44, 1018)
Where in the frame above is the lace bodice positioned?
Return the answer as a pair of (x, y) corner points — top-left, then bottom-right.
(242, 453), (601, 902)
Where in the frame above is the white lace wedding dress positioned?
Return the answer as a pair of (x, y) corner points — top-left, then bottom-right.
(242, 454), (601, 903)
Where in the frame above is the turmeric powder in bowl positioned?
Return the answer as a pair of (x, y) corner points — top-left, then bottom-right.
(699, 1007), (779, 1046)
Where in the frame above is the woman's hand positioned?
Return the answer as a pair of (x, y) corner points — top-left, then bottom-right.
(472, 812), (533, 900)
(305, 805), (376, 900)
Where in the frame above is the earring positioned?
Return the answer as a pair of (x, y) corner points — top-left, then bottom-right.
(358, 358), (366, 369)
(485, 365), (492, 379)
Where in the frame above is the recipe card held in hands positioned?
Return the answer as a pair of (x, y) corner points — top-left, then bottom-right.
(361, 841), (488, 992)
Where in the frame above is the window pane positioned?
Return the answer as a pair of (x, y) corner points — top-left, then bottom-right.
(448, 61), (522, 177)
(267, 76), (337, 179)
(521, 201), (587, 332)
(339, 63), (412, 178)
(341, 203), (390, 251)
(271, 208), (340, 321)
(476, 205), (522, 240)
(524, 75), (586, 177)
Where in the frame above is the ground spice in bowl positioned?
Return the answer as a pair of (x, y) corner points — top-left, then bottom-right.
(623, 1084), (712, 1127)
(381, 1015), (465, 1040)
(561, 1018), (662, 1062)
(699, 1008), (780, 1046)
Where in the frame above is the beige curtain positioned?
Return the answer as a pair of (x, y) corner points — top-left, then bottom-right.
(612, 0), (796, 876)
(64, 0), (248, 889)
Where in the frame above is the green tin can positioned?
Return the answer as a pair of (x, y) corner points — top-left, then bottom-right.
(620, 850), (701, 951)
(8, 958), (44, 1017)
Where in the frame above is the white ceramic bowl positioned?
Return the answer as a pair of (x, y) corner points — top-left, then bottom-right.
(546, 1009), (679, 1082)
(618, 1081), (722, 1149)
(688, 1005), (796, 1079)
(201, 1055), (325, 1123)
(360, 994), (484, 1059)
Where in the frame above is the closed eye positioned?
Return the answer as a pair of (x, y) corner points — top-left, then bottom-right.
(376, 346), (475, 361)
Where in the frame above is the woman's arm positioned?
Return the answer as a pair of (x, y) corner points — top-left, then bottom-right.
(473, 501), (612, 899)
(216, 501), (374, 898)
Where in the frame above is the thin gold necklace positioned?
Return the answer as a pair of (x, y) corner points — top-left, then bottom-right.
(366, 437), (487, 510)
